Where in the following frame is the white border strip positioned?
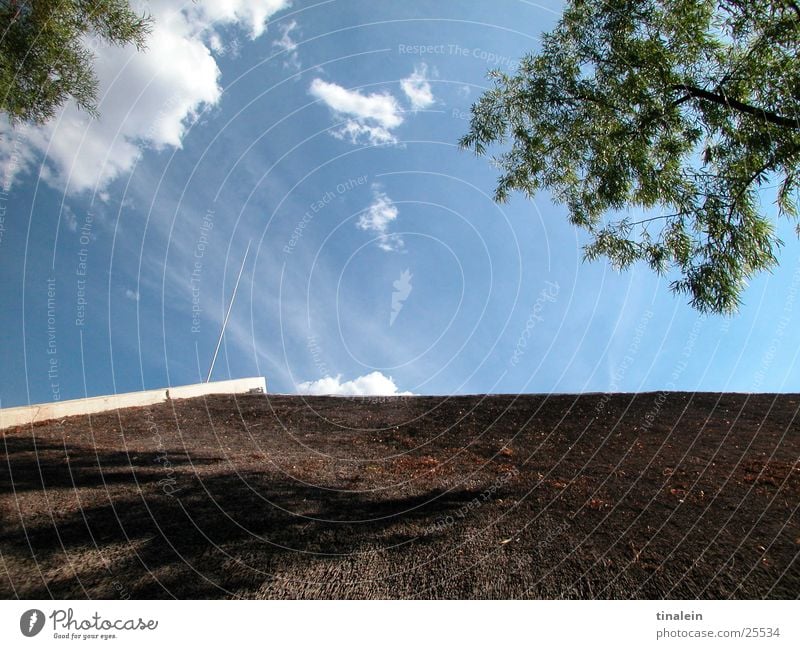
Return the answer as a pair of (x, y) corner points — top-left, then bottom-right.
(2, 600), (797, 648)
(0, 377), (266, 430)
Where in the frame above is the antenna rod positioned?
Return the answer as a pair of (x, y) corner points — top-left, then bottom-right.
(206, 239), (251, 383)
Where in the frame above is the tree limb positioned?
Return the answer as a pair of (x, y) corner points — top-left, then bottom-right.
(672, 83), (800, 129)
(628, 212), (685, 227)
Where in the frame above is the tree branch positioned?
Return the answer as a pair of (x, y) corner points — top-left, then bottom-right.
(783, 0), (800, 20)
(672, 84), (800, 129)
(628, 213), (685, 227)
(731, 141), (800, 209)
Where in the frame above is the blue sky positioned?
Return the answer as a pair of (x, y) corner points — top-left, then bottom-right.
(0, 0), (798, 407)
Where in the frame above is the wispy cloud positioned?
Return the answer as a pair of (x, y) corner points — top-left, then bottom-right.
(358, 190), (398, 233)
(309, 78), (404, 145)
(377, 233), (405, 252)
(296, 371), (413, 396)
(62, 205), (78, 232)
(272, 19), (301, 70)
(125, 289), (140, 302)
(333, 121), (397, 146)
(358, 188), (405, 252)
(391, 269), (413, 326)
(400, 64), (435, 110)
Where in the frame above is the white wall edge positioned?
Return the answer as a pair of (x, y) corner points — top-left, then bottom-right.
(0, 377), (266, 431)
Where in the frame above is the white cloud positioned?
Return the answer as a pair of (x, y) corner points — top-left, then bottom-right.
(358, 190), (398, 233)
(356, 188), (405, 252)
(309, 79), (402, 128)
(332, 120), (396, 146)
(186, 0), (289, 39)
(309, 78), (403, 145)
(0, 121), (38, 188)
(400, 64), (435, 111)
(0, 0), (291, 195)
(208, 32), (225, 54)
(296, 371), (413, 396)
(62, 205), (78, 232)
(125, 289), (140, 301)
(377, 233), (405, 252)
(272, 19), (300, 70)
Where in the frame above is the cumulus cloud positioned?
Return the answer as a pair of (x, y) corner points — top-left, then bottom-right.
(296, 371), (413, 396)
(309, 79), (402, 128)
(0, 0), (291, 194)
(272, 19), (301, 70)
(186, 0), (288, 39)
(357, 188), (405, 252)
(309, 78), (403, 145)
(400, 64), (435, 110)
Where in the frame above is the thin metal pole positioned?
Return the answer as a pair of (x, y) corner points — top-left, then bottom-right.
(206, 239), (251, 383)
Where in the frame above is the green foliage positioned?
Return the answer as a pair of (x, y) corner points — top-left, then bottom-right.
(461, 0), (800, 313)
(0, 0), (151, 125)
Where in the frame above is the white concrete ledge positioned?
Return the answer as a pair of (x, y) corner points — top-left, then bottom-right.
(0, 377), (266, 430)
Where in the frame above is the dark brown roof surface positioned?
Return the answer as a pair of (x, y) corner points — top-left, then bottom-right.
(1, 392), (798, 598)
